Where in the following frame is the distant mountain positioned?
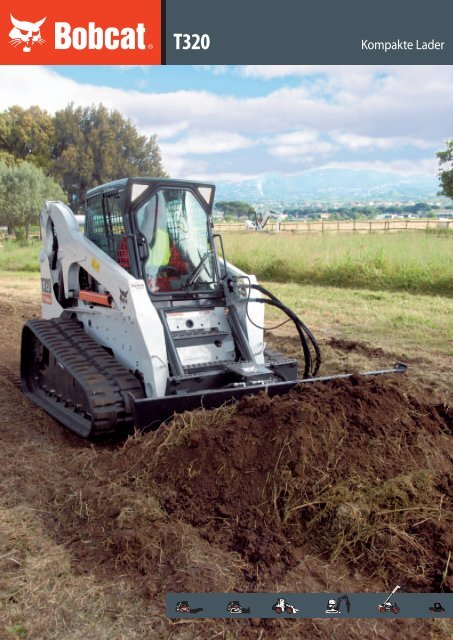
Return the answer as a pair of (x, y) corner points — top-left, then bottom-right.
(214, 169), (439, 204)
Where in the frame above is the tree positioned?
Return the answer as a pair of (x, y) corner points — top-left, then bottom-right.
(437, 139), (453, 199)
(0, 105), (55, 171)
(0, 160), (65, 240)
(215, 201), (256, 220)
(0, 151), (16, 165)
(52, 104), (167, 211)
(0, 103), (168, 211)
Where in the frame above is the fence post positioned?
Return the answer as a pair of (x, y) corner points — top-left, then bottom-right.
(322, 221), (324, 234)
(353, 219), (356, 233)
(369, 221), (372, 233)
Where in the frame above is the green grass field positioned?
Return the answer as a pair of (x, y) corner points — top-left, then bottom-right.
(2, 227), (452, 397)
(263, 281), (453, 357)
(2, 230), (453, 300)
(222, 231), (453, 296)
(0, 238), (41, 272)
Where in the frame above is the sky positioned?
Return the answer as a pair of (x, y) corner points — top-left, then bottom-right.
(0, 64), (452, 182)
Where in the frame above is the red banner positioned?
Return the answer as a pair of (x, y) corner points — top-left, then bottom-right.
(0, 0), (161, 63)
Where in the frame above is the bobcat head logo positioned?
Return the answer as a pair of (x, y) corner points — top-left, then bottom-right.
(9, 14), (46, 53)
(119, 288), (129, 304)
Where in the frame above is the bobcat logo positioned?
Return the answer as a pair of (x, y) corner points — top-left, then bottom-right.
(119, 288), (129, 304)
(9, 14), (46, 53)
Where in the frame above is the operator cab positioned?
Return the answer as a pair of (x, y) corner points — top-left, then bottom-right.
(135, 185), (217, 294)
(85, 178), (219, 298)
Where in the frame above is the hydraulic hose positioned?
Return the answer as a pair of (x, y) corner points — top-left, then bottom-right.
(247, 282), (322, 378)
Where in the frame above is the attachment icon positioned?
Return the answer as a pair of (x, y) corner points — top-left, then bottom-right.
(378, 585), (400, 614)
(325, 594), (351, 614)
(272, 598), (299, 614)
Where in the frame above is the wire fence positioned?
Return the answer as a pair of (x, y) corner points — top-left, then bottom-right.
(214, 218), (452, 233)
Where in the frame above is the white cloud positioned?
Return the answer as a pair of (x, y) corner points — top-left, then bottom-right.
(332, 132), (433, 151)
(239, 65), (396, 80)
(161, 131), (255, 156)
(159, 155), (209, 179)
(0, 65), (451, 180)
(191, 171), (259, 182)
(271, 145), (331, 160)
(160, 132), (256, 176)
(266, 130), (335, 160)
(116, 65), (150, 71)
(1, 66), (451, 143)
(320, 157), (438, 176)
(272, 130), (319, 145)
(194, 65), (229, 76)
(146, 121), (189, 140)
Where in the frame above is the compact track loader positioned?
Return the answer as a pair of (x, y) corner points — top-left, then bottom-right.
(21, 178), (406, 438)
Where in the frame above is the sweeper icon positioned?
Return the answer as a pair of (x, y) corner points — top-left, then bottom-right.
(378, 585), (400, 614)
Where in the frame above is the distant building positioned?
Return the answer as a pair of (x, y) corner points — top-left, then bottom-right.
(437, 209), (453, 219)
(376, 214), (402, 220)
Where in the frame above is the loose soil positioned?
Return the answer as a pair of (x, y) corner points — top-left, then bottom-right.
(0, 291), (452, 640)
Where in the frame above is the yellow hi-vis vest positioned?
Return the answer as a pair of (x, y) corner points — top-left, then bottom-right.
(151, 227), (171, 267)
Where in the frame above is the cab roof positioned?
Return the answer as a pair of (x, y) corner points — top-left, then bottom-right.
(86, 177), (216, 199)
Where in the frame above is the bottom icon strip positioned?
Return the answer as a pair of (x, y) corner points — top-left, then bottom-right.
(167, 591), (452, 619)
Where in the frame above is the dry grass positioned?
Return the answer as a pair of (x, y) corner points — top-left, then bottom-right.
(123, 403), (237, 456)
(0, 501), (166, 640)
(257, 386), (452, 589)
(306, 471), (438, 568)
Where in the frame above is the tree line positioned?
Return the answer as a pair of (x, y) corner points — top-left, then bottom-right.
(437, 139), (453, 199)
(0, 104), (166, 239)
(214, 201), (256, 220)
(285, 202), (440, 221)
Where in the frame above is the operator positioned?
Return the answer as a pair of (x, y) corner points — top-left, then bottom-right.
(137, 194), (188, 292)
(149, 224), (171, 291)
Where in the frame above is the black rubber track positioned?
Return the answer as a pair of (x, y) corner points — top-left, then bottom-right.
(21, 316), (144, 439)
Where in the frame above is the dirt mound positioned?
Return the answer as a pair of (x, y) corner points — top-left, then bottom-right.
(153, 377), (452, 589)
(58, 375), (452, 600)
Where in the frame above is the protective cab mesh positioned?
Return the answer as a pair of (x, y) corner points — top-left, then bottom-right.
(85, 191), (131, 271)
